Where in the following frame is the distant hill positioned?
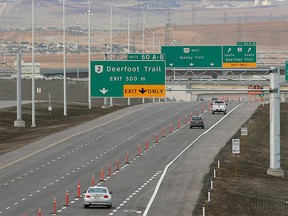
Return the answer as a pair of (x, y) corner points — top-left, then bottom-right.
(1, 0), (287, 30)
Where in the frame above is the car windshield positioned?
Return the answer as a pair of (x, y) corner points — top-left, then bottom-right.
(214, 101), (225, 104)
(192, 116), (202, 121)
(88, 188), (107, 193)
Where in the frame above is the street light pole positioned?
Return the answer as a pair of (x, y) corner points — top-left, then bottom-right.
(110, 5), (113, 60)
(152, 32), (155, 53)
(63, 0), (67, 116)
(127, 18), (130, 54)
(75, 23), (80, 79)
(126, 17), (131, 106)
(31, 0), (36, 127)
(88, 1), (92, 109)
(142, 22), (145, 53)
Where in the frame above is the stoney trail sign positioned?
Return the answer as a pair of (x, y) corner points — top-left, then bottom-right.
(161, 46), (222, 68)
(90, 60), (166, 98)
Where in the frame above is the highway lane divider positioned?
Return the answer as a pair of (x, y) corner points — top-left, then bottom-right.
(100, 168), (105, 182)
(155, 132), (159, 143)
(52, 198), (57, 215)
(137, 145), (141, 157)
(26, 105), (204, 216)
(143, 104), (242, 216)
(77, 182), (81, 198)
(65, 190), (70, 206)
(125, 152), (130, 164)
(2, 103), (194, 210)
(107, 164), (112, 177)
(115, 158), (120, 170)
(108, 171), (163, 216)
(162, 128), (165, 137)
(169, 123), (173, 133)
(0, 103), (165, 170)
(91, 174), (95, 187)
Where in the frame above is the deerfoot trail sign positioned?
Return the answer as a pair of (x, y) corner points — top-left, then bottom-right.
(90, 60), (166, 98)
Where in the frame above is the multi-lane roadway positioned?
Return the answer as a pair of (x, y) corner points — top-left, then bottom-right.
(0, 101), (260, 216)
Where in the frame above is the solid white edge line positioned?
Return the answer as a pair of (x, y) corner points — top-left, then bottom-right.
(142, 104), (242, 216)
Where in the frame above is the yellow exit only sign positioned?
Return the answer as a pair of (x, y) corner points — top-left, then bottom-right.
(223, 62), (257, 68)
(123, 85), (166, 98)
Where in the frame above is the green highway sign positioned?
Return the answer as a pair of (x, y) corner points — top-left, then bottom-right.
(127, 54), (165, 60)
(90, 60), (166, 98)
(222, 45), (256, 68)
(161, 43), (257, 69)
(259, 93), (265, 97)
(285, 61), (288, 81)
(161, 46), (222, 68)
(237, 42), (257, 46)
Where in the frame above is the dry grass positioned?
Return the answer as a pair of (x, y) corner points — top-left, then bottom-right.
(0, 102), (126, 155)
(193, 103), (288, 216)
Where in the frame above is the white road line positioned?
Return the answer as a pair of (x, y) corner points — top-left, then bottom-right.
(1, 104), (191, 213)
(0, 104), (154, 170)
(143, 104), (242, 216)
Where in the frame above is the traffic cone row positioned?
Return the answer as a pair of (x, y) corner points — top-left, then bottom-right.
(155, 132), (159, 143)
(107, 164), (111, 176)
(100, 168), (105, 182)
(53, 198), (57, 215)
(33, 114), (195, 215)
(91, 174), (95, 186)
(169, 123), (173, 133)
(65, 190), (70, 206)
(145, 138), (149, 150)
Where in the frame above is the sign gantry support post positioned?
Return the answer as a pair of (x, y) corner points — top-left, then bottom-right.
(267, 67), (284, 177)
(14, 53), (25, 128)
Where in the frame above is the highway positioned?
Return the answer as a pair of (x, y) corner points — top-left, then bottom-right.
(0, 101), (260, 216)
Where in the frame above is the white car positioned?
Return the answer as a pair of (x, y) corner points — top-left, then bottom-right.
(84, 186), (113, 209)
(211, 100), (227, 114)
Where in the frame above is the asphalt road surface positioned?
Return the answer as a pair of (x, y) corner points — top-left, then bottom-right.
(0, 101), (259, 216)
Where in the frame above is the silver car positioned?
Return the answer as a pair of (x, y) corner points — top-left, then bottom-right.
(84, 186), (113, 209)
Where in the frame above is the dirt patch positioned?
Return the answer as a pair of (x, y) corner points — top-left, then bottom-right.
(0, 102), (126, 155)
(193, 103), (288, 216)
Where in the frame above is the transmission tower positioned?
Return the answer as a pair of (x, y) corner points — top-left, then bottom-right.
(164, 8), (172, 46)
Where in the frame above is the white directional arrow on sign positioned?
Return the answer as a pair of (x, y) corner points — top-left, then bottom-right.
(210, 62), (214, 67)
(190, 63), (194, 66)
(169, 63), (174, 67)
(100, 88), (109, 94)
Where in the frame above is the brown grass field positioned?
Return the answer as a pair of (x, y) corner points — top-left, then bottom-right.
(2, 20), (288, 70)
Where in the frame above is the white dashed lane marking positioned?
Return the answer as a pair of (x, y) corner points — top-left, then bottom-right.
(1, 104), (193, 214)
